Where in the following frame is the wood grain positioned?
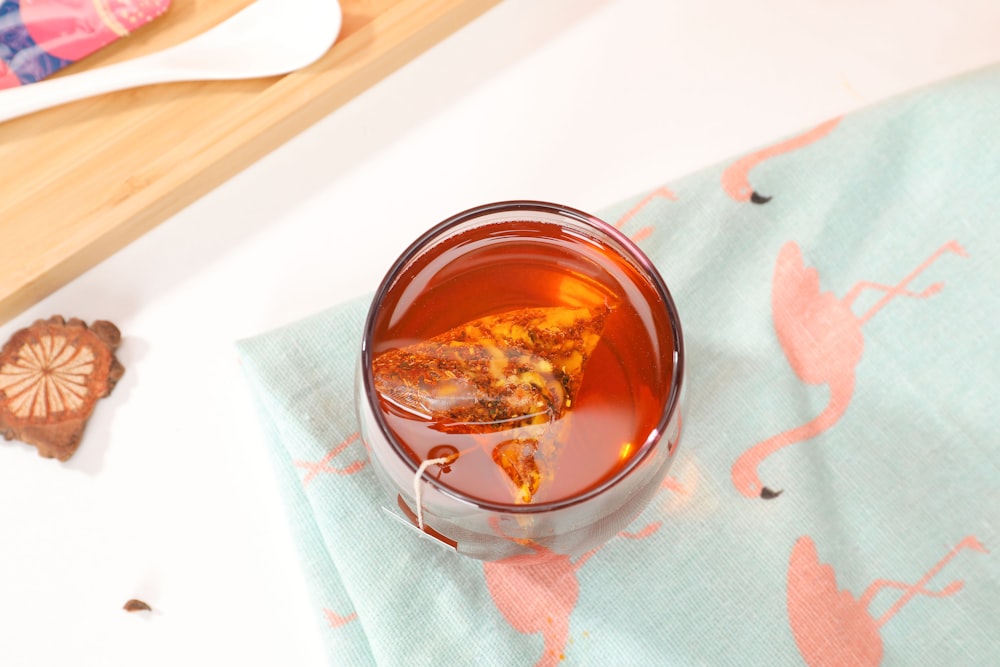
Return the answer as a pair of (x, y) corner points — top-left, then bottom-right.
(0, 0), (501, 325)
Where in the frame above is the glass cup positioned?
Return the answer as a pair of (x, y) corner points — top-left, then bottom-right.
(356, 201), (684, 561)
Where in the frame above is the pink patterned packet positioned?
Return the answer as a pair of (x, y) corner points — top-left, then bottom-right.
(0, 0), (171, 89)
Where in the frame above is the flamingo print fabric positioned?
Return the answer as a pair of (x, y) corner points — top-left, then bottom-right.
(237, 64), (999, 666)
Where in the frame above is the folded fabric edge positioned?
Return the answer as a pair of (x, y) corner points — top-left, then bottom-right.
(235, 337), (379, 667)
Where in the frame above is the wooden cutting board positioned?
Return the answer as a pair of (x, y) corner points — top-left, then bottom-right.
(0, 0), (501, 326)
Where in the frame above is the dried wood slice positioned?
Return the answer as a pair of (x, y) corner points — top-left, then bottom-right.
(0, 316), (124, 461)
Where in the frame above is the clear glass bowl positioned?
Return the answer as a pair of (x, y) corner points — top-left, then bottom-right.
(356, 201), (685, 561)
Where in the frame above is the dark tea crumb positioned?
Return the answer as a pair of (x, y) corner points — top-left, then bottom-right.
(123, 599), (152, 613)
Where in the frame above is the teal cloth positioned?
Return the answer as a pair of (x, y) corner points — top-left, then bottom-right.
(237, 65), (999, 666)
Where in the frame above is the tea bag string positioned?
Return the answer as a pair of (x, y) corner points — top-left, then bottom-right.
(413, 456), (450, 530)
(411, 445), (476, 531)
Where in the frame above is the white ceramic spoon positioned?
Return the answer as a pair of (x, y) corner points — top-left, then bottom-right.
(0, 0), (342, 123)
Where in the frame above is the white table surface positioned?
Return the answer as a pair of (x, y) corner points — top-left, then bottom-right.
(2, 1), (999, 664)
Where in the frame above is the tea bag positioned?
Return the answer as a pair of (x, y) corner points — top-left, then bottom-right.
(491, 439), (541, 505)
(373, 304), (611, 503)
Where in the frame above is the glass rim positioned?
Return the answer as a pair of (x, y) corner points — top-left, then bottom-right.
(360, 200), (685, 514)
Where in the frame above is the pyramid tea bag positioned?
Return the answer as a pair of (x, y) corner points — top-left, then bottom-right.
(373, 304), (611, 503)
(491, 438), (541, 505)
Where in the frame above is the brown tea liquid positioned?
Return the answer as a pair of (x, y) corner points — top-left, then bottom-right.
(371, 220), (675, 506)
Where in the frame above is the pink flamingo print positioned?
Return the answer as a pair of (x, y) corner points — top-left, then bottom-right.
(484, 541), (599, 667)
(721, 117), (841, 203)
(293, 432), (367, 486)
(323, 608), (358, 627)
(483, 475), (681, 666)
(613, 185), (677, 242)
(731, 240), (967, 498)
(618, 475), (690, 538)
(787, 534), (988, 667)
